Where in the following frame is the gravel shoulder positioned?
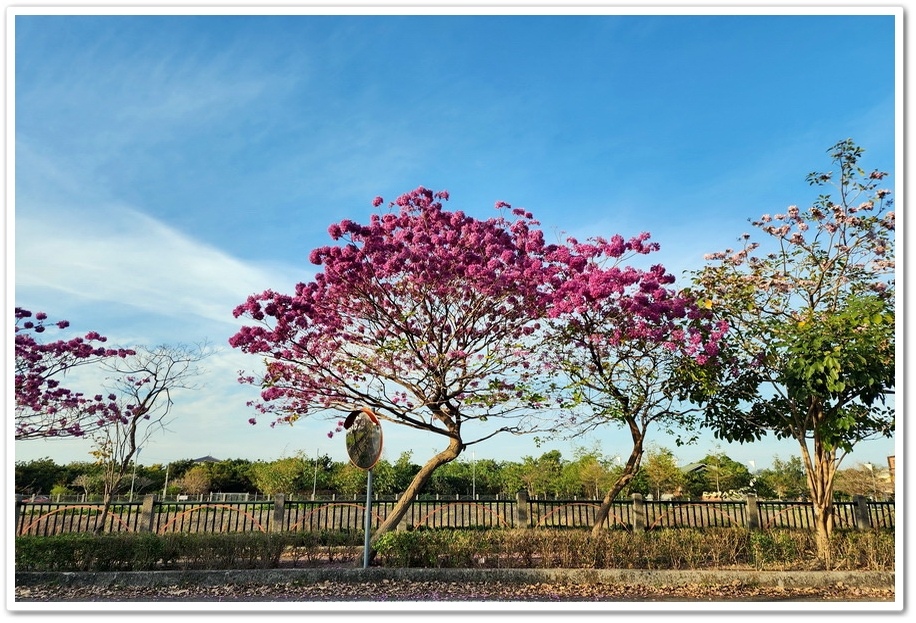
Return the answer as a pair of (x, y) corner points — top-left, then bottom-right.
(13, 568), (898, 606)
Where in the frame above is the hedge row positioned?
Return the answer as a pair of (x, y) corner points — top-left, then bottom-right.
(15, 527), (895, 573)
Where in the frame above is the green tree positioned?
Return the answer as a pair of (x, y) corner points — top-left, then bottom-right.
(685, 139), (894, 562)
(833, 463), (876, 501)
(467, 457), (504, 497)
(203, 458), (256, 493)
(640, 446), (684, 499)
(329, 461), (368, 497)
(174, 464), (211, 496)
(514, 451), (566, 498)
(755, 456), (809, 501)
(14, 458), (67, 496)
(697, 450), (752, 497)
(248, 454), (309, 496)
(562, 447), (616, 499)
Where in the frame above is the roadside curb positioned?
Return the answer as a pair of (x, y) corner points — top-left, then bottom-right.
(16, 568), (896, 589)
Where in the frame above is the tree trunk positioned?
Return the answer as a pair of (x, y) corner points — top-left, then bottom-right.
(93, 492), (115, 535)
(590, 421), (644, 535)
(797, 410), (838, 567)
(357, 436), (463, 565)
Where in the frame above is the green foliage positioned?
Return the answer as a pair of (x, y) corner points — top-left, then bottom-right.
(15, 527), (893, 572)
(686, 140), (894, 561)
(755, 456), (808, 500)
(14, 533), (166, 572)
(374, 530), (440, 567)
(373, 528), (892, 571)
(780, 295), (894, 453)
(749, 530), (809, 569)
(14, 458), (69, 496)
(688, 140), (894, 450)
(49, 484), (73, 497)
(249, 454), (310, 496)
(14, 530), (361, 572)
(690, 452), (753, 497)
(641, 446), (684, 498)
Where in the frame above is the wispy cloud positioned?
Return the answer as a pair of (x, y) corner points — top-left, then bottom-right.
(15, 200), (305, 328)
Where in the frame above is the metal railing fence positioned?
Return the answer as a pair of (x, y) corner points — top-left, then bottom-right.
(14, 493), (895, 536)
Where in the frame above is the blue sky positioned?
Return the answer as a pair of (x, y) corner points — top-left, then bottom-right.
(9, 6), (900, 474)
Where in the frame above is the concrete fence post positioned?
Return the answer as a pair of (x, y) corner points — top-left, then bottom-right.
(272, 494), (285, 532)
(139, 495), (157, 533)
(515, 489), (529, 528)
(853, 495), (871, 529)
(746, 494), (760, 530)
(395, 493), (412, 531)
(631, 493), (646, 531)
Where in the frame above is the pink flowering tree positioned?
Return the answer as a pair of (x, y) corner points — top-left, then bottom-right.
(229, 187), (556, 552)
(14, 308), (134, 440)
(686, 139), (895, 562)
(542, 235), (725, 532)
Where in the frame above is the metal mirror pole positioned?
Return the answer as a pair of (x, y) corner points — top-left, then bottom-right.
(363, 468), (373, 569)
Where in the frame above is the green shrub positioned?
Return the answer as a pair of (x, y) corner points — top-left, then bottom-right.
(827, 529), (896, 570)
(14, 530), (360, 572)
(749, 530), (811, 569)
(14, 533), (165, 572)
(15, 527), (894, 572)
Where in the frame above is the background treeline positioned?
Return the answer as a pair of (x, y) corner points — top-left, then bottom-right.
(15, 445), (894, 503)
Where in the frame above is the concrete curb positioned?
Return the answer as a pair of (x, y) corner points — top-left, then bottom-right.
(16, 567), (895, 589)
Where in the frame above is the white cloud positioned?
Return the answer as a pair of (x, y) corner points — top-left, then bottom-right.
(15, 201), (305, 327)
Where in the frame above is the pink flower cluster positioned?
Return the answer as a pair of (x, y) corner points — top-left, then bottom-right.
(229, 187), (724, 432)
(14, 308), (135, 440)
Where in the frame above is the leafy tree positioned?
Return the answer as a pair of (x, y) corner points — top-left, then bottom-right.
(755, 456), (808, 501)
(70, 473), (102, 497)
(387, 451), (421, 494)
(468, 457), (505, 497)
(203, 458), (257, 493)
(640, 446), (684, 499)
(498, 460), (526, 496)
(422, 459), (469, 497)
(174, 465), (211, 496)
(160, 458), (196, 496)
(329, 461), (368, 497)
(697, 450), (752, 497)
(14, 308), (134, 440)
(686, 139), (895, 561)
(833, 463), (876, 500)
(49, 483), (75, 497)
(229, 187), (558, 558)
(512, 450), (566, 498)
(298, 453), (335, 499)
(248, 454), (310, 496)
(542, 230), (724, 531)
(562, 447), (616, 498)
(14, 458), (68, 496)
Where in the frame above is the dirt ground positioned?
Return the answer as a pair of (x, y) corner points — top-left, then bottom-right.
(13, 577), (896, 604)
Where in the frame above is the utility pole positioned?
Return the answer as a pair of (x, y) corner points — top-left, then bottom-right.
(312, 448), (319, 500)
(865, 463), (878, 500)
(472, 451), (476, 500)
(129, 447), (142, 502)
